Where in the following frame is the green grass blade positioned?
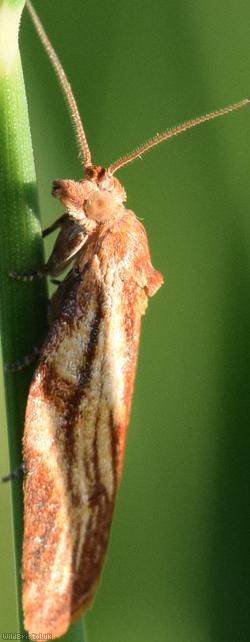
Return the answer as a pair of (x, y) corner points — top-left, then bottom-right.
(0, 0), (47, 633)
(0, 2), (85, 639)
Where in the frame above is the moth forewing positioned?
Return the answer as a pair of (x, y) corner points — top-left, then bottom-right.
(20, 2), (249, 640)
(22, 180), (163, 637)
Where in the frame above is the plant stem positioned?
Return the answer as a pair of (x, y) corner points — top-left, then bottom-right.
(0, 0), (47, 633)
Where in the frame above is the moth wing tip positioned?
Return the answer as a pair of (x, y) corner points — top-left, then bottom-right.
(146, 268), (164, 297)
(24, 611), (69, 640)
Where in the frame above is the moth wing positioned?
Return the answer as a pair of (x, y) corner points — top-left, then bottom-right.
(23, 261), (147, 637)
(23, 211), (163, 639)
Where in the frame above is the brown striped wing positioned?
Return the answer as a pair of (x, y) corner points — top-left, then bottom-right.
(22, 211), (163, 639)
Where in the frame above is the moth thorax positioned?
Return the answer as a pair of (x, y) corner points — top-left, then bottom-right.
(85, 190), (122, 222)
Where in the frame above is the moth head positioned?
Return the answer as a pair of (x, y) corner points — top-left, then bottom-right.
(83, 165), (126, 222)
(52, 167), (126, 222)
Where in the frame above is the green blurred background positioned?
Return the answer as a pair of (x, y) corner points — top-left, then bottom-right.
(1, 1), (250, 641)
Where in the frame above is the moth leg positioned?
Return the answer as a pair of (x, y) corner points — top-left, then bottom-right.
(42, 213), (67, 238)
(9, 216), (70, 280)
(1, 462), (25, 483)
(5, 345), (40, 371)
(10, 218), (88, 281)
(9, 267), (49, 281)
(43, 219), (88, 276)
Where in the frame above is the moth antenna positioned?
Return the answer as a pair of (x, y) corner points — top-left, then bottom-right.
(26, 1), (92, 168)
(108, 98), (249, 174)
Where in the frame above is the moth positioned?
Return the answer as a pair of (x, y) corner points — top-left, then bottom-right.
(15, 1), (249, 639)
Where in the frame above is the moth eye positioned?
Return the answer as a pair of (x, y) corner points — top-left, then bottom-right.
(85, 190), (117, 222)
